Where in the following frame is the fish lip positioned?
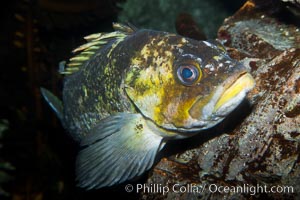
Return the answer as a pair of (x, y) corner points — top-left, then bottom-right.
(189, 70), (255, 123)
(213, 71), (255, 113)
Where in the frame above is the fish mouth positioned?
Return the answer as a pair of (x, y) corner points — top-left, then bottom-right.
(189, 71), (255, 125)
(213, 72), (255, 112)
(185, 71), (255, 131)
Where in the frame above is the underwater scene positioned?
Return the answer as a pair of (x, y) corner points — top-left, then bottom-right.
(0, 0), (299, 199)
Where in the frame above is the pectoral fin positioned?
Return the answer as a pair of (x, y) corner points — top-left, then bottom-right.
(76, 113), (164, 189)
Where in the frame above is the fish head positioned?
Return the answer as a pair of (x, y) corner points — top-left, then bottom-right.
(124, 31), (255, 134)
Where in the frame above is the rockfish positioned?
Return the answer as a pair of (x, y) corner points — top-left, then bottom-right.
(41, 23), (255, 189)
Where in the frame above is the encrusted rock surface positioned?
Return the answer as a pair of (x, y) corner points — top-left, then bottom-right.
(142, 1), (300, 199)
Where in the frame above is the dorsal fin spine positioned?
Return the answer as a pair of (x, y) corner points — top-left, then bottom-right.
(59, 23), (136, 76)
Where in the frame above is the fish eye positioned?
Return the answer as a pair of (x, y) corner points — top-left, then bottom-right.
(177, 64), (201, 86)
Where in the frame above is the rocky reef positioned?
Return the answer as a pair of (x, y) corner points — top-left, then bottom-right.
(142, 1), (300, 199)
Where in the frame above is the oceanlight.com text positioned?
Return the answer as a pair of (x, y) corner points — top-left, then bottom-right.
(125, 183), (294, 196)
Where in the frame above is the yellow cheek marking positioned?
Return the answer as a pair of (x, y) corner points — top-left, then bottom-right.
(126, 37), (193, 127)
(127, 42), (175, 123)
(160, 94), (196, 127)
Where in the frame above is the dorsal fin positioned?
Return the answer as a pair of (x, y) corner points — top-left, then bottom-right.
(112, 22), (137, 34)
(60, 23), (136, 75)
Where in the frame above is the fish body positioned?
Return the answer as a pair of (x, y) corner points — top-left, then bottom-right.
(41, 23), (255, 189)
